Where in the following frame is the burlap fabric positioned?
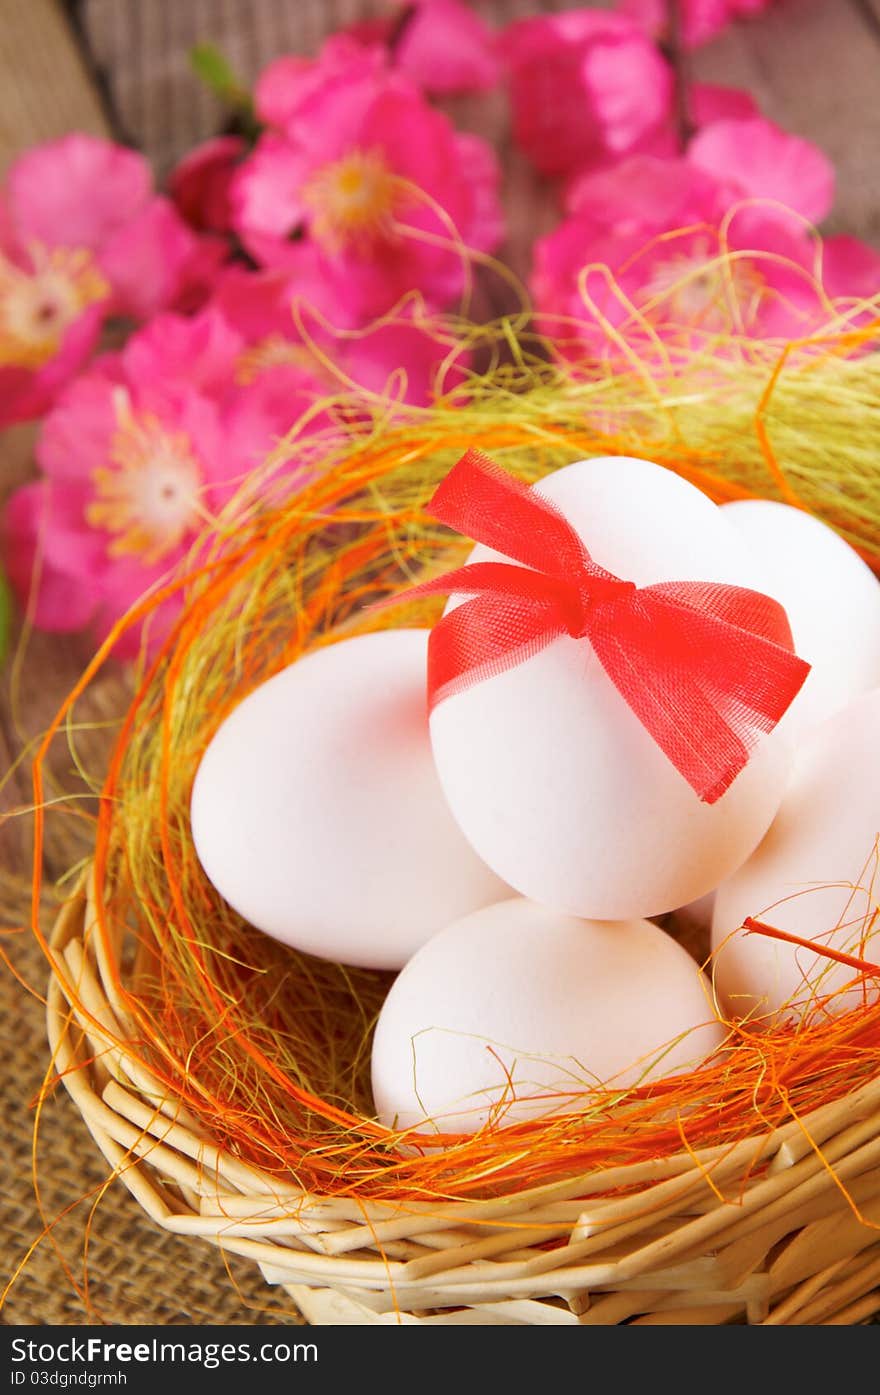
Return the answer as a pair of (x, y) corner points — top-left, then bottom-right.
(2, 907), (305, 1325)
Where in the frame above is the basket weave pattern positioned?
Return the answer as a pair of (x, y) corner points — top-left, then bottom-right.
(47, 871), (880, 1326)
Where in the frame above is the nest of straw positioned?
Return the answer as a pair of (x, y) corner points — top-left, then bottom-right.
(34, 304), (880, 1324)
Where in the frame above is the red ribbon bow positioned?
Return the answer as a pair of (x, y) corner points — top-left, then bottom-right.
(395, 449), (810, 804)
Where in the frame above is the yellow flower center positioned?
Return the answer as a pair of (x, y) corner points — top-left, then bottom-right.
(86, 391), (204, 564)
(303, 149), (400, 253)
(641, 240), (765, 329)
(0, 244), (108, 370)
(235, 333), (324, 385)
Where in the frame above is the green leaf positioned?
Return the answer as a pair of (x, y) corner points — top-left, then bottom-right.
(189, 43), (241, 99)
(189, 42), (260, 139)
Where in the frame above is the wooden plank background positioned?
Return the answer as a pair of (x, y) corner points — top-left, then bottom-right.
(1, 0), (879, 1326)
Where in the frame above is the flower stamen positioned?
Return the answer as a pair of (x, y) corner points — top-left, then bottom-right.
(235, 333), (325, 385)
(641, 239), (766, 329)
(86, 390), (204, 563)
(0, 244), (108, 370)
(303, 149), (401, 253)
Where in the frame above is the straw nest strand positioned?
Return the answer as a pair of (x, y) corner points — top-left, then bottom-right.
(32, 291), (880, 1323)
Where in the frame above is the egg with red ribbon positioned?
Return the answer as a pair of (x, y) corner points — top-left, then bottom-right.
(420, 453), (808, 921)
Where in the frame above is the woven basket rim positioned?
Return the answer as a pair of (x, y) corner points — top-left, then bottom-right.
(42, 864), (880, 1325)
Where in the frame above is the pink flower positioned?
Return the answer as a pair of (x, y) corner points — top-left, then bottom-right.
(619, 0), (776, 48)
(120, 305), (244, 396)
(501, 10), (673, 179)
(213, 265), (469, 406)
(232, 61), (503, 321)
(821, 234), (880, 305)
(6, 133), (152, 251)
(98, 196), (228, 320)
(688, 117), (835, 225)
(1, 309), (315, 657)
(390, 0), (500, 95)
(1, 269), (471, 656)
(564, 154), (725, 232)
(565, 115), (834, 231)
(267, 5), (498, 106)
(0, 133), (227, 425)
(689, 84), (759, 127)
(168, 135), (247, 233)
(255, 37), (382, 136)
(561, 81), (759, 202)
(531, 159), (880, 354)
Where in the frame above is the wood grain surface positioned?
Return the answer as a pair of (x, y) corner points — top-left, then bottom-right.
(1, 0), (879, 1326)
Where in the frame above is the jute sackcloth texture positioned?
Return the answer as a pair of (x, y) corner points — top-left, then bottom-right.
(1, 903), (305, 1325)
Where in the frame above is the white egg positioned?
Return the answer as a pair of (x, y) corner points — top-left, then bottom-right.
(371, 897), (725, 1134)
(430, 457), (793, 921)
(712, 687), (880, 1024)
(721, 499), (880, 733)
(190, 629), (509, 969)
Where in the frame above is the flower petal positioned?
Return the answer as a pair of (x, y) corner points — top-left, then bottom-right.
(564, 154), (725, 231)
(820, 235), (880, 306)
(8, 134), (152, 252)
(35, 372), (119, 481)
(0, 305), (104, 428)
(220, 364), (324, 497)
(255, 36), (383, 138)
(503, 12), (672, 177)
(689, 117), (835, 224)
(99, 196), (223, 319)
(229, 134), (312, 247)
(2, 480), (105, 631)
(167, 135), (246, 233)
(619, 0), (739, 48)
(121, 307), (244, 397)
(396, 0), (500, 95)
(90, 556), (186, 660)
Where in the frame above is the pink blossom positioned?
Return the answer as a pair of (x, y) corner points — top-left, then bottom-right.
(564, 154), (725, 232)
(1, 309), (316, 657)
(501, 10), (673, 178)
(255, 37), (382, 136)
(120, 306), (244, 395)
(0, 133), (227, 425)
(821, 235), (880, 305)
(689, 84), (759, 126)
(6, 133), (152, 252)
(565, 115), (833, 232)
(1, 272), (471, 655)
(561, 81), (759, 200)
(531, 159), (880, 354)
(213, 265), (469, 406)
(98, 195), (228, 320)
(168, 135), (246, 233)
(265, 6), (498, 107)
(619, 0), (776, 48)
(232, 65), (503, 321)
(391, 1), (500, 95)
(688, 117), (835, 225)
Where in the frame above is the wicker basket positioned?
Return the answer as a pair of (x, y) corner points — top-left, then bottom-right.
(46, 866), (880, 1327)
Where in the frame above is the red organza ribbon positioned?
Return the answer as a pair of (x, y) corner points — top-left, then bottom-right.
(397, 448), (810, 804)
